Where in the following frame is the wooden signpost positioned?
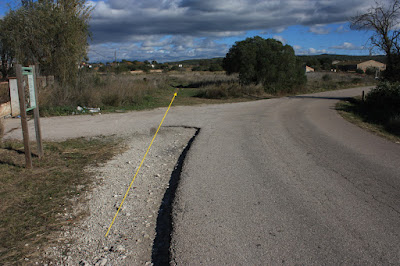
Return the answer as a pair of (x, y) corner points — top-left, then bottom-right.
(15, 64), (43, 168)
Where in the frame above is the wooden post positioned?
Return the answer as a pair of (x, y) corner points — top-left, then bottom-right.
(362, 90), (365, 102)
(31, 65), (43, 158)
(15, 64), (32, 169)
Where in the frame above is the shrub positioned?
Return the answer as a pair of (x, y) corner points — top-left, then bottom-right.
(365, 67), (377, 76)
(351, 78), (362, 84)
(365, 82), (400, 134)
(356, 69), (364, 74)
(322, 74), (332, 82)
(386, 114), (400, 135)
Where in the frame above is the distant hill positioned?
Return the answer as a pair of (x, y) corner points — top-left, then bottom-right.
(169, 55), (386, 67)
(168, 58), (224, 66)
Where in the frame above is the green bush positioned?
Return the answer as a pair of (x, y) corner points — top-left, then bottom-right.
(351, 78), (362, 84)
(365, 67), (377, 76)
(365, 82), (400, 134)
(355, 69), (364, 74)
(322, 74), (332, 81)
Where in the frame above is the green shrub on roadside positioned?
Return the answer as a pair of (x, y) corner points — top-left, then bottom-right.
(351, 78), (362, 84)
(365, 82), (400, 134)
(365, 67), (377, 76)
(322, 74), (332, 81)
(356, 69), (364, 74)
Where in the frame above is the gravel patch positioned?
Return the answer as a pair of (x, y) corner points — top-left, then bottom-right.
(42, 126), (197, 265)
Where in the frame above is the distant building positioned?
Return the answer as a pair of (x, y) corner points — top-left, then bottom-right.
(357, 60), (386, 72)
(336, 61), (359, 72)
(149, 69), (163, 73)
(337, 59), (386, 72)
(305, 66), (315, 73)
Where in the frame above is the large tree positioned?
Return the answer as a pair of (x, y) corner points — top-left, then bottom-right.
(223, 36), (306, 93)
(351, 0), (400, 81)
(2, 0), (91, 85)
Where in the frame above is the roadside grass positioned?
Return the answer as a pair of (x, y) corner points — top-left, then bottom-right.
(304, 72), (377, 94)
(336, 98), (400, 143)
(0, 136), (124, 264)
(37, 71), (377, 116)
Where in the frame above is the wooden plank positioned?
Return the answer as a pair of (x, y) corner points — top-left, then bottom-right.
(32, 65), (43, 158)
(16, 64), (32, 169)
(9, 78), (20, 116)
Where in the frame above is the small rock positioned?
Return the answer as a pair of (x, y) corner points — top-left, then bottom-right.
(116, 245), (125, 252)
(145, 262), (153, 266)
(95, 258), (107, 266)
(103, 246), (109, 251)
(79, 261), (89, 266)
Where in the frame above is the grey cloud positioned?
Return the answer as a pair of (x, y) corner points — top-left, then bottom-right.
(89, 0), (376, 44)
(86, 0), (376, 61)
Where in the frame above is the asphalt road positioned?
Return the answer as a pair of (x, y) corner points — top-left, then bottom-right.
(3, 87), (400, 264)
(171, 87), (400, 265)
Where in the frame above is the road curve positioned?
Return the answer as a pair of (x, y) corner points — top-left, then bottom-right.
(171, 87), (400, 265)
(3, 87), (400, 264)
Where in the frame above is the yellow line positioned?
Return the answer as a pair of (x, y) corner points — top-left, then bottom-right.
(105, 92), (178, 237)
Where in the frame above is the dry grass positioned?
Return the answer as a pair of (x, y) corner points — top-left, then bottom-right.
(195, 82), (264, 99)
(305, 72), (377, 93)
(37, 71), (243, 116)
(0, 137), (124, 264)
(38, 73), (171, 115)
(36, 70), (377, 116)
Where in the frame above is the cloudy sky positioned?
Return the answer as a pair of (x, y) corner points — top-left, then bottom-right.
(0, 0), (384, 62)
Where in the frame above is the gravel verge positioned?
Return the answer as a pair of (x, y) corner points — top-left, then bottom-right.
(42, 126), (197, 265)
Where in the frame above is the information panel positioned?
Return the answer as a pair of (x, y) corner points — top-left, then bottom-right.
(22, 67), (36, 111)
